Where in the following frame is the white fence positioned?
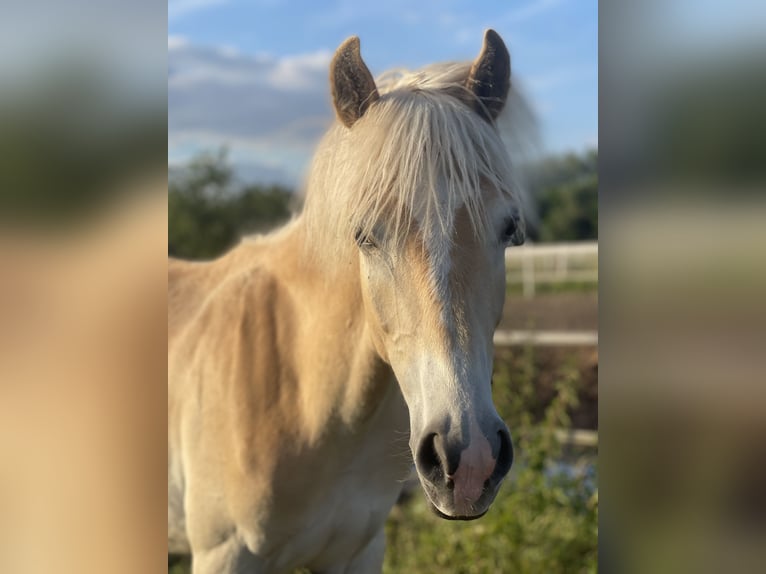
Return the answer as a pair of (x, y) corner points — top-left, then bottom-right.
(493, 330), (598, 347)
(505, 241), (598, 298)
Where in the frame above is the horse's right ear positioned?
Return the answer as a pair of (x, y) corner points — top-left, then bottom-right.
(330, 36), (379, 128)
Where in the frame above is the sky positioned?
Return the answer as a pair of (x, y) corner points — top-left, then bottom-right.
(168, 0), (598, 186)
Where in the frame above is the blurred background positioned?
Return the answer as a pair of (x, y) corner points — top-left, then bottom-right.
(601, 2), (766, 573)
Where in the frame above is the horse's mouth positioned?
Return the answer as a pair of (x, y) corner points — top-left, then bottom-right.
(426, 500), (489, 521)
(418, 472), (499, 521)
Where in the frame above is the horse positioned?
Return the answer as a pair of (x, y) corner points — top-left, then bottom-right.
(168, 29), (527, 573)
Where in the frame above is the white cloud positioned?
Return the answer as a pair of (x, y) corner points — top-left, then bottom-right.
(169, 39), (335, 184)
(218, 44), (241, 58)
(168, 35), (188, 50)
(268, 51), (333, 91)
(169, 42), (331, 91)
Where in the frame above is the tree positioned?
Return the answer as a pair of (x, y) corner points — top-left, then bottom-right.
(168, 150), (293, 259)
(527, 149), (598, 242)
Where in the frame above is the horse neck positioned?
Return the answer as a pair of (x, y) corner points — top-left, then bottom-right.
(284, 218), (400, 439)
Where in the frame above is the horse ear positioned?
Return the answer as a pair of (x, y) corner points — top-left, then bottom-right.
(465, 29), (511, 122)
(330, 36), (380, 128)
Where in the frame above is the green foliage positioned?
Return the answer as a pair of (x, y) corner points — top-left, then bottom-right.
(168, 557), (191, 574)
(168, 149), (293, 259)
(653, 55), (766, 186)
(526, 149), (597, 197)
(527, 149), (598, 243)
(383, 348), (598, 574)
(536, 174), (598, 242)
(0, 72), (165, 226)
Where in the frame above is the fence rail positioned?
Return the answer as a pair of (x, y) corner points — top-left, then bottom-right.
(554, 428), (598, 447)
(506, 241), (598, 298)
(494, 330), (598, 347)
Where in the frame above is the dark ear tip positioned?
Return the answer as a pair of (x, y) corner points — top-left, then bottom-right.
(482, 29), (508, 58)
(484, 29), (501, 43)
(337, 35), (361, 56)
(466, 29), (511, 123)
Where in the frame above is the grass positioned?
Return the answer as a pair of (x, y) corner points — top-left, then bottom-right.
(168, 557), (191, 574)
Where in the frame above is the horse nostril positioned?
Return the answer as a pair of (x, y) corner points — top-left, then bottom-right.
(416, 433), (442, 482)
(416, 432), (457, 484)
(494, 428), (514, 479)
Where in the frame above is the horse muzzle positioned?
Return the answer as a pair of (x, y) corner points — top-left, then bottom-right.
(413, 419), (513, 519)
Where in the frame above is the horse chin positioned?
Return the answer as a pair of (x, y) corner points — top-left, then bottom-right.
(427, 501), (488, 521)
(419, 481), (492, 521)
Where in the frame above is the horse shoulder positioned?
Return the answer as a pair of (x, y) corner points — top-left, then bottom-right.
(170, 262), (303, 556)
(168, 257), (212, 342)
(181, 262), (300, 480)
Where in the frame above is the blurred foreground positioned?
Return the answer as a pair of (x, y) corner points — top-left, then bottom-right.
(0, 2), (168, 572)
(0, 183), (168, 573)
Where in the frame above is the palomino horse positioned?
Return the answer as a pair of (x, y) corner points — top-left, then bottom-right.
(169, 29), (526, 573)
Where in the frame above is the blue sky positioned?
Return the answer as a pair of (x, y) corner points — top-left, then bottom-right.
(169, 0), (598, 185)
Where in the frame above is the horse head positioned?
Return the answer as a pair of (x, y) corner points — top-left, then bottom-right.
(327, 30), (524, 519)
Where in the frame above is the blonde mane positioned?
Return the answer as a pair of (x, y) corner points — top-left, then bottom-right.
(302, 62), (524, 267)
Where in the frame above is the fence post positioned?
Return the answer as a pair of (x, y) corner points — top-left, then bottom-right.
(522, 246), (535, 299)
(506, 241), (598, 295)
(556, 246), (568, 281)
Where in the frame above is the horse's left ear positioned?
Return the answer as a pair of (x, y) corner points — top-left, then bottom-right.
(466, 29), (511, 122)
(330, 36), (380, 128)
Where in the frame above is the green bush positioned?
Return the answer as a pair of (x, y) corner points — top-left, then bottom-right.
(168, 149), (293, 259)
(526, 149), (598, 243)
(536, 174), (598, 243)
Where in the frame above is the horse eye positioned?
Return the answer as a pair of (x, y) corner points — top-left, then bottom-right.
(502, 217), (523, 246)
(502, 219), (516, 243)
(354, 228), (377, 248)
